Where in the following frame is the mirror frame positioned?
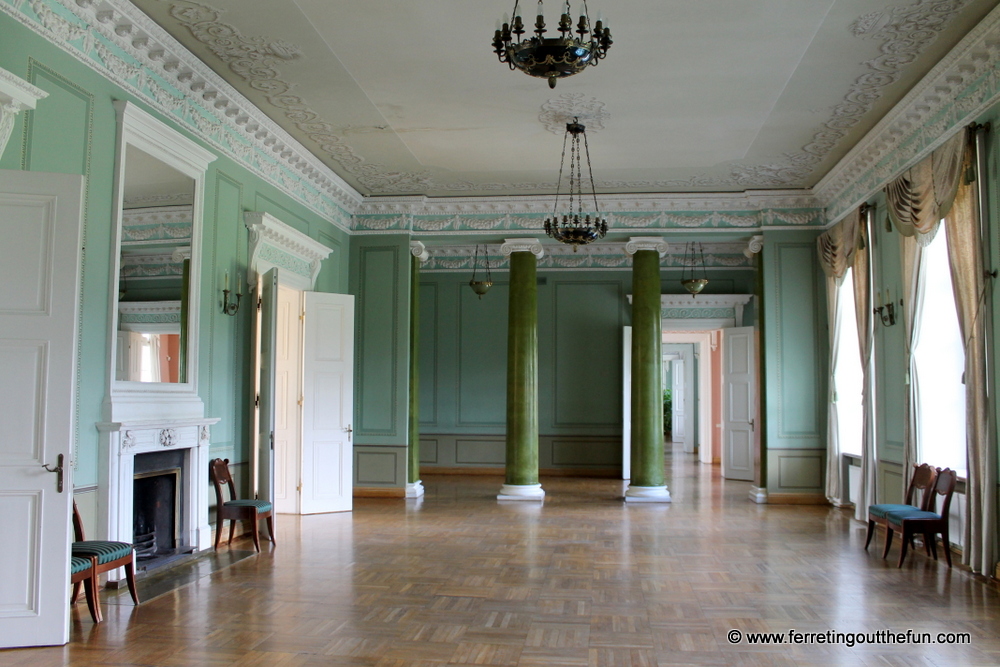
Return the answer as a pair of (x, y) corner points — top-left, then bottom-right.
(104, 101), (216, 422)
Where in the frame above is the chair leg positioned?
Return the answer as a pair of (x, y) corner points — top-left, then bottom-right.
(865, 520), (875, 550)
(897, 526), (911, 567)
(124, 560), (140, 605)
(71, 581), (82, 604)
(214, 516), (222, 550)
(250, 512), (261, 553)
(83, 573), (102, 623)
(941, 526), (952, 568)
(882, 528), (894, 559)
(266, 515), (276, 545)
(228, 518), (236, 545)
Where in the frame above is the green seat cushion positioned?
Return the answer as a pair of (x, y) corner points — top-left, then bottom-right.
(224, 499), (272, 513)
(886, 509), (941, 526)
(71, 556), (92, 575)
(869, 503), (920, 519)
(72, 540), (133, 565)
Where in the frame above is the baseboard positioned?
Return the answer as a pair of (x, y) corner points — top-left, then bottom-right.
(354, 487), (406, 498)
(766, 493), (829, 505)
(420, 466), (621, 478)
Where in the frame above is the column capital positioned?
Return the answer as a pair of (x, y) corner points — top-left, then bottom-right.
(743, 235), (764, 258)
(501, 238), (544, 259)
(409, 240), (430, 262)
(625, 237), (668, 257)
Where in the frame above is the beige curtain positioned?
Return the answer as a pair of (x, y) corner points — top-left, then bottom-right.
(818, 209), (862, 505)
(943, 155), (995, 576)
(899, 233), (925, 481)
(853, 216), (876, 522)
(885, 131), (966, 243)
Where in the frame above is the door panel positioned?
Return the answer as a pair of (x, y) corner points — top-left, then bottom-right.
(0, 170), (83, 648)
(622, 326), (631, 480)
(273, 284), (301, 514)
(723, 326), (756, 481)
(254, 269), (278, 506)
(300, 292), (354, 514)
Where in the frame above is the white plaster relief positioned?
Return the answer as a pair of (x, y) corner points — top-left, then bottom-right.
(0, 65), (48, 160)
(539, 93), (609, 134)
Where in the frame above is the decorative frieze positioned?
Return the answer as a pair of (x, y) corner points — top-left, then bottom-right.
(245, 211), (333, 290)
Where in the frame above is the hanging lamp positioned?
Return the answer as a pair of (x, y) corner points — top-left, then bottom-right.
(469, 244), (493, 298)
(681, 242), (709, 296)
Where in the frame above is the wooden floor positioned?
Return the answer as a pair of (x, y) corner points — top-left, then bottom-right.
(6, 445), (1000, 666)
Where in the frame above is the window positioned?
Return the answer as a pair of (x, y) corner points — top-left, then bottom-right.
(835, 268), (864, 456)
(913, 226), (967, 477)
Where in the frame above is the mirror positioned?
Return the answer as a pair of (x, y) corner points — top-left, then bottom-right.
(114, 145), (194, 383)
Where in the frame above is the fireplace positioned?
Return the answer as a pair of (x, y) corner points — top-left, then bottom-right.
(133, 449), (191, 570)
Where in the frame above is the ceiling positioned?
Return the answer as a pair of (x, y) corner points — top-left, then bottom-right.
(129, 0), (999, 199)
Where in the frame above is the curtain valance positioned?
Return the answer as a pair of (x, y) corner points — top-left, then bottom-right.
(817, 207), (862, 284)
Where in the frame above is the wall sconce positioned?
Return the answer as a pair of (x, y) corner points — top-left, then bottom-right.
(222, 271), (242, 316)
(874, 288), (898, 327)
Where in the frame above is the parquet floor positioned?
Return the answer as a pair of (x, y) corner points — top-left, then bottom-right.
(5, 444), (1000, 666)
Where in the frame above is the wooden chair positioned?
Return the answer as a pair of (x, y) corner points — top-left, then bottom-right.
(71, 501), (140, 606)
(210, 458), (275, 553)
(70, 555), (101, 623)
(864, 463), (937, 553)
(885, 468), (958, 568)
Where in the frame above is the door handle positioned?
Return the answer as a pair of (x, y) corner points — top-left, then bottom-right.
(344, 424), (353, 442)
(749, 419), (755, 432)
(42, 453), (64, 493)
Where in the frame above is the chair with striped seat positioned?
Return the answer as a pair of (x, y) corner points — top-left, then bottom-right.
(71, 502), (139, 606)
(210, 457), (275, 552)
(864, 463), (936, 556)
(70, 554), (101, 623)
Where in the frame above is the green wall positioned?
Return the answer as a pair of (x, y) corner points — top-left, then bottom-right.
(0, 13), (349, 507)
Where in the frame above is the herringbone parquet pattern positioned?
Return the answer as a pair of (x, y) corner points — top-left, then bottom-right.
(5, 446), (1000, 666)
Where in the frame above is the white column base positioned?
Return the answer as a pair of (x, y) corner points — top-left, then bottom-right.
(749, 486), (768, 504)
(497, 483), (545, 501)
(624, 485), (671, 503)
(405, 480), (425, 498)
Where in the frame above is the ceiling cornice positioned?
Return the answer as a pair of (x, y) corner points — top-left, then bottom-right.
(817, 1), (1000, 224)
(1, 0), (363, 229)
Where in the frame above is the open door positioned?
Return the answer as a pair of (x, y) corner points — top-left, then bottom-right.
(622, 326), (631, 480)
(300, 292), (354, 513)
(0, 170), (83, 647)
(252, 269), (278, 503)
(723, 326), (756, 481)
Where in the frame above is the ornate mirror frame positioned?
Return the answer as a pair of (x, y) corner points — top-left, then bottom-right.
(104, 101), (216, 422)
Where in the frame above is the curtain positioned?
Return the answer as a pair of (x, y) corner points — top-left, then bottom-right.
(944, 152), (995, 576)
(818, 208), (862, 506)
(899, 233), (925, 482)
(853, 215), (876, 522)
(885, 131), (966, 243)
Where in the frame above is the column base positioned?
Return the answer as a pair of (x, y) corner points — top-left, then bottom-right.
(497, 483), (545, 501)
(749, 486), (768, 504)
(405, 481), (425, 498)
(624, 485), (671, 503)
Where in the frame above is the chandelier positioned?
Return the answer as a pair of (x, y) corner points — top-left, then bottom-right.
(543, 118), (607, 250)
(492, 0), (612, 89)
(681, 242), (709, 296)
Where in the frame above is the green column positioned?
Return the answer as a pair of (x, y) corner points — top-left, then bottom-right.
(406, 244), (426, 498)
(499, 243), (544, 500)
(626, 244), (670, 502)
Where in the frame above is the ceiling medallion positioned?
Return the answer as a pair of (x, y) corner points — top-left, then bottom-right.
(543, 118), (608, 250)
(492, 0), (612, 89)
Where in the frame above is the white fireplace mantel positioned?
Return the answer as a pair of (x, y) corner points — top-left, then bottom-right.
(97, 416), (220, 581)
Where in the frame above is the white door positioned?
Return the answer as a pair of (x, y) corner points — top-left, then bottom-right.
(621, 326), (631, 480)
(671, 359), (686, 443)
(723, 326), (756, 481)
(274, 284), (302, 514)
(0, 170), (84, 648)
(300, 292), (354, 514)
(254, 269), (278, 505)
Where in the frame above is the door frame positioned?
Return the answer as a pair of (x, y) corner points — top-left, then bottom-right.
(662, 332), (715, 464)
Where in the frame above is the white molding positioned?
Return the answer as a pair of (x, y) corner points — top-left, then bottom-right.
(744, 235), (764, 257)
(0, 65), (48, 161)
(623, 485), (672, 502)
(106, 101), (211, 423)
(501, 238), (545, 258)
(497, 483), (546, 501)
(816, 3), (1000, 223)
(409, 240), (429, 263)
(404, 481), (425, 498)
(749, 486), (769, 504)
(624, 237), (668, 257)
(245, 212), (333, 291)
(118, 300), (181, 316)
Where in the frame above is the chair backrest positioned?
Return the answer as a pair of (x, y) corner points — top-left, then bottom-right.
(930, 468), (958, 517)
(72, 500), (86, 542)
(209, 457), (238, 508)
(905, 463), (938, 510)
